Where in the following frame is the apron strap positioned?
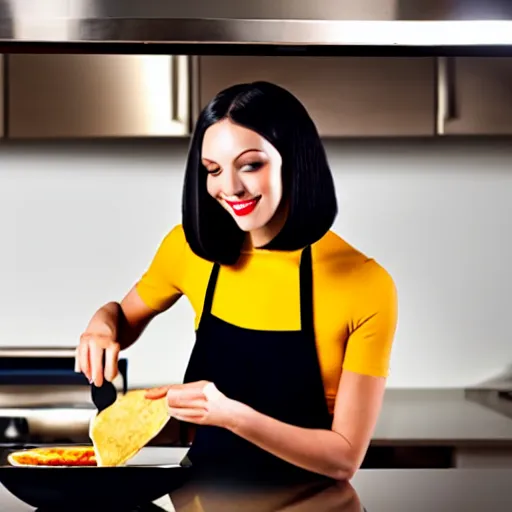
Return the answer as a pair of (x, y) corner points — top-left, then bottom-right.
(299, 245), (314, 336)
(202, 262), (221, 317)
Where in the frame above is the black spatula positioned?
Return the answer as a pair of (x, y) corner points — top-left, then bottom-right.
(91, 353), (117, 413)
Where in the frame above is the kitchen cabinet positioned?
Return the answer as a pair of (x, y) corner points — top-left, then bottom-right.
(438, 57), (512, 135)
(196, 56), (436, 137)
(7, 54), (191, 138)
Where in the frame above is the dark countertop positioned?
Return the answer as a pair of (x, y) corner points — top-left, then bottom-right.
(169, 468), (512, 511)
(0, 448), (511, 511)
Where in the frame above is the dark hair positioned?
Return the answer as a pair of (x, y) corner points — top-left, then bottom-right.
(182, 81), (337, 265)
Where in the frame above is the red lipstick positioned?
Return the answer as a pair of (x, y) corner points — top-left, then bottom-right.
(224, 197), (260, 216)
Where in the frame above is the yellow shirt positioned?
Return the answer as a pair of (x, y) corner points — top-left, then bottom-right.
(136, 225), (398, 414)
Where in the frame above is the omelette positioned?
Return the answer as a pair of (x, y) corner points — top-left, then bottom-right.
(89, 389), (171, 467)
(7, 389), (170, 468)
(7, 446), (97, 467)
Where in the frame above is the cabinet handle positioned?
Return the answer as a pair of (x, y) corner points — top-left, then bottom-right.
(170, 55), (191, 133)
(437, 57), (458, 135)
(170, 55), (180, 123)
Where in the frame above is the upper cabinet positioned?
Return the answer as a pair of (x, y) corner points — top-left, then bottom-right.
(438, 57), (512, 136)
(197, 56), (437, 137)
(7, 54), (191, 139)
(4, 54), (512, 139)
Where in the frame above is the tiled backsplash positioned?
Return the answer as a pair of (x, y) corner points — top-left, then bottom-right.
(1, 138), (511, 389)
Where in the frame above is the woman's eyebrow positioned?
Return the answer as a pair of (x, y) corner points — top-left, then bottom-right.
(202, 148), (263, 165)
(235, 148), (264, 160)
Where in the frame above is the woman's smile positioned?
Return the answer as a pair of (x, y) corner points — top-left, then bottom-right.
(223, 196), (261, 216)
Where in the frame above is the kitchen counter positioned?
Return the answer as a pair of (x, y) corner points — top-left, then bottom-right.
(168, 468), (512, 511)
(126, 388), (512, 469)
(2, 388), (511, 471)
(351, 468), (512, 512)
(12, 386), (506, 448)
(373, 389), (512, 446)
(0, 452), (511, 512)
(147, 388), (512, 450)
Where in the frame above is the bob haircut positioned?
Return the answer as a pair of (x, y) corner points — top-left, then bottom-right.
(182, 81), (338, 265)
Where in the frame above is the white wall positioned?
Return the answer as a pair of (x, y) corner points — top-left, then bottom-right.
(1, 138), (511, 389)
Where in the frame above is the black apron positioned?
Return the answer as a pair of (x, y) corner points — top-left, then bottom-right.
(181, 245), (333, 484)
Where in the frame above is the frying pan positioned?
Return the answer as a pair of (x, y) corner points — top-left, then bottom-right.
(0, 444), (192, 510)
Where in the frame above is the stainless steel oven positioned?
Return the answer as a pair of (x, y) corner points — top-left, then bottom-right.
(0, 347), (127, 445)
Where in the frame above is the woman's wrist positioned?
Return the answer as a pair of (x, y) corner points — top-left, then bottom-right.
(223, 398), (252, 432)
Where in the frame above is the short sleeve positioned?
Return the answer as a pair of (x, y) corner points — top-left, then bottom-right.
(135, 224), (187, 312)
(342, 261), (398, 378)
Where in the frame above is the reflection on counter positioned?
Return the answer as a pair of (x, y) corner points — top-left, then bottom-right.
(168, 466), (512, 512)
(169, 476), (361, 512)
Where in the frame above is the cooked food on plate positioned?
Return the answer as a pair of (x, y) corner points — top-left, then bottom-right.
(7, 446), (96, 467)
(7, 389), (170, 467)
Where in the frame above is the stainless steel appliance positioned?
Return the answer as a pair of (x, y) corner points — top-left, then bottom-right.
(0, 2), (512, 140)
(1, 0), (512, 48)
(0, 347), (127, 444)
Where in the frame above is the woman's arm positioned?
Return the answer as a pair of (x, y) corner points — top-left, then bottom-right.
(78, 225), (187, 385)
(77, 286), (168, 385)
(226, 371), (385, 480)
(117, 285), (179, 350)
(146, 370), (386, 480)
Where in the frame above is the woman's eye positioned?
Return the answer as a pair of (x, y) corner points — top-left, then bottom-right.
(240, 162), (263, 172)
(206, 167), (221, 176)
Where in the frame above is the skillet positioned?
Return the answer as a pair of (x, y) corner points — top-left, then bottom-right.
(0, 444), (191, 511)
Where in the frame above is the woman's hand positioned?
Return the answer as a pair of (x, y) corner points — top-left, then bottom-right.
(145, 381), (241, 430)
(76, 330), (120, 386)
(76, 290), (161, 386)
(76, 303), (122, 386)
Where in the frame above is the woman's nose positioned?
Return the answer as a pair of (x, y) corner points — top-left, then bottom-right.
(220, 169), (244, 197)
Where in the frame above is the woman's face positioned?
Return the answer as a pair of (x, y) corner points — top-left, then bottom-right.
(202, 119), (286, 247)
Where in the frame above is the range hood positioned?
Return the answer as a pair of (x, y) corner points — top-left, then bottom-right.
(2, 0), (512, 51)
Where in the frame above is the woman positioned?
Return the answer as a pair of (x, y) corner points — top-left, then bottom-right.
(76, 81), (397, 483)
